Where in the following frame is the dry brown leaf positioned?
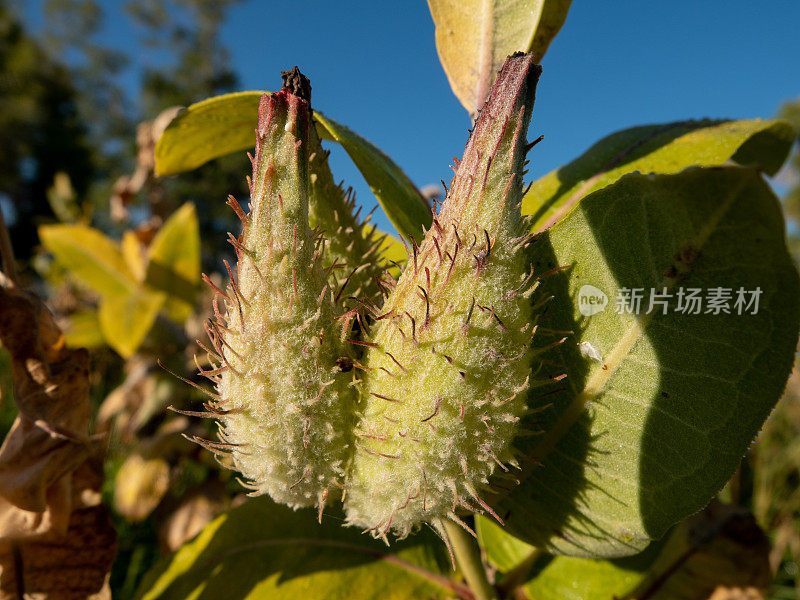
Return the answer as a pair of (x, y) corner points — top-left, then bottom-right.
(0, 505), (117, 600)
(0, 287), (92, 518)
(110, 106), (182, 223)
(0, 284), (117, 595)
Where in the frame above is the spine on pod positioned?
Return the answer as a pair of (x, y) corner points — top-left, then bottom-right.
(282, 67), (388, 307)
(212, 85), (356, 511)
(344, 53), (544, 538)
(308, 123), (387, 305)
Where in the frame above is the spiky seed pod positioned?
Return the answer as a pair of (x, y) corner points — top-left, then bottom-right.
(344, 53), (544, 538)
(308, 126), (387, 304)
(281, 67), (388, 307)
(212, 87), (356, 510)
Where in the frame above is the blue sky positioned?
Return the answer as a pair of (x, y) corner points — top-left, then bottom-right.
(22, 1), (800, 234)
(221, 1), (800, 233)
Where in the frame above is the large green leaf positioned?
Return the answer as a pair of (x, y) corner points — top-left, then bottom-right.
(146, 202), (201, 322)
(427, 0), (570, 114)
(39, 224), (137, 297)
(136, 497), (463, 600)
(478, 488), (769, 598)
(521, 551), (659, 600)
(314, 112), (431, 241)
(524, 118), (794, 231)
(99, 289), (165, 358)
(494, 167), (799, 558)
(154, 92), (430, 241)
(477, 515), (660, 599)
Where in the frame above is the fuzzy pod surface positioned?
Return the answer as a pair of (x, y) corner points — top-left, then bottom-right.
(211, 87), (356, 510)
(344, 54), (544, 538)
(281, 67), (388, 307)
(308, 124), (387, 306)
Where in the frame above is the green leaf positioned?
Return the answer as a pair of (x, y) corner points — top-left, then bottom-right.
(99, 289), (165, 358)
(476, 515), (534, 573)
(524, 118), (794, 231)
(497, 167), (799, 558)
(427, 0), (571, 114)
(39, 224), (137, 297)
(155, 92), (430, 241)
(521, 551), (658, 600)
(314, 112), (431, 241)
(477, 515), (662, 599)
(136, 497), (461, 600)
(146, 202), (200, 322)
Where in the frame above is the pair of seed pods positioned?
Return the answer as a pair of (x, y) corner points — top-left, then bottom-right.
(198, 54), (544, 541)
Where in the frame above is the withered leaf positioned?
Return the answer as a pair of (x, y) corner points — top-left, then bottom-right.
(0, 505), (117, 600)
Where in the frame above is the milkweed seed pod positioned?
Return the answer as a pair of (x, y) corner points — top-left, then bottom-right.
(279, 68), (388, 307)
(344, 53), (544, 538)
(208, 85), (356, 511)
(308, 118), (387, 306)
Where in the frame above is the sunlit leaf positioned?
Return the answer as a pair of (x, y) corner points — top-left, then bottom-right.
(122, 230), (146, 283)
(524, 118), (794, 231)
(496, 167), (799, 558)
(154, 92), (430, 240)
(136, 497), (461, 600)
(314, 112), (431, 240)
(99, 289), (165, 358)
(476, 515), (534, 573)
(146, 202), (200, 322)
(427, 0), (570, 114)
(154, 91), (265, 177)
(63, 309), (105, 349)
(39, 224), (137, 297)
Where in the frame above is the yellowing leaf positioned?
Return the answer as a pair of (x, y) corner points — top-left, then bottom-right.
(64, 310), (105, 349)
(114, 454), (170, 522)
(39, 224), (137, 297)
(154, 92), (431, 241)
(146, 203), (200, 322)
(99, 289), (165, 358)
(427, 0), (570, 114)
(525, 118), (795, 231)
(155, 91), (264, 177)
(122, 230), (147, 283)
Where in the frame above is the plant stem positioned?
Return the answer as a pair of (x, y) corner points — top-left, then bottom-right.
(443, 518), (497, 600)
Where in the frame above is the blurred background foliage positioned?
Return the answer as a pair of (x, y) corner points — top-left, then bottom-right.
(0, 0), (799, 598)
(0, 0), (250, 595)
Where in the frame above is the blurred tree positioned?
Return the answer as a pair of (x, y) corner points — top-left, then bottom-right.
(125, 0), (250, 247)
(0, 0), (93, 260)
(28, 0), (249, 267)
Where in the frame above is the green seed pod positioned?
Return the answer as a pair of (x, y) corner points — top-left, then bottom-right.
(281, 67), (388, 307)
(308, 124), (387, 304)
(344, 53), (543, 538)
(210, 86), (356, 511)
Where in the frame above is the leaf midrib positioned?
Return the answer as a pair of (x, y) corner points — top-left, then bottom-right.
(514, 171), (750, 488)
